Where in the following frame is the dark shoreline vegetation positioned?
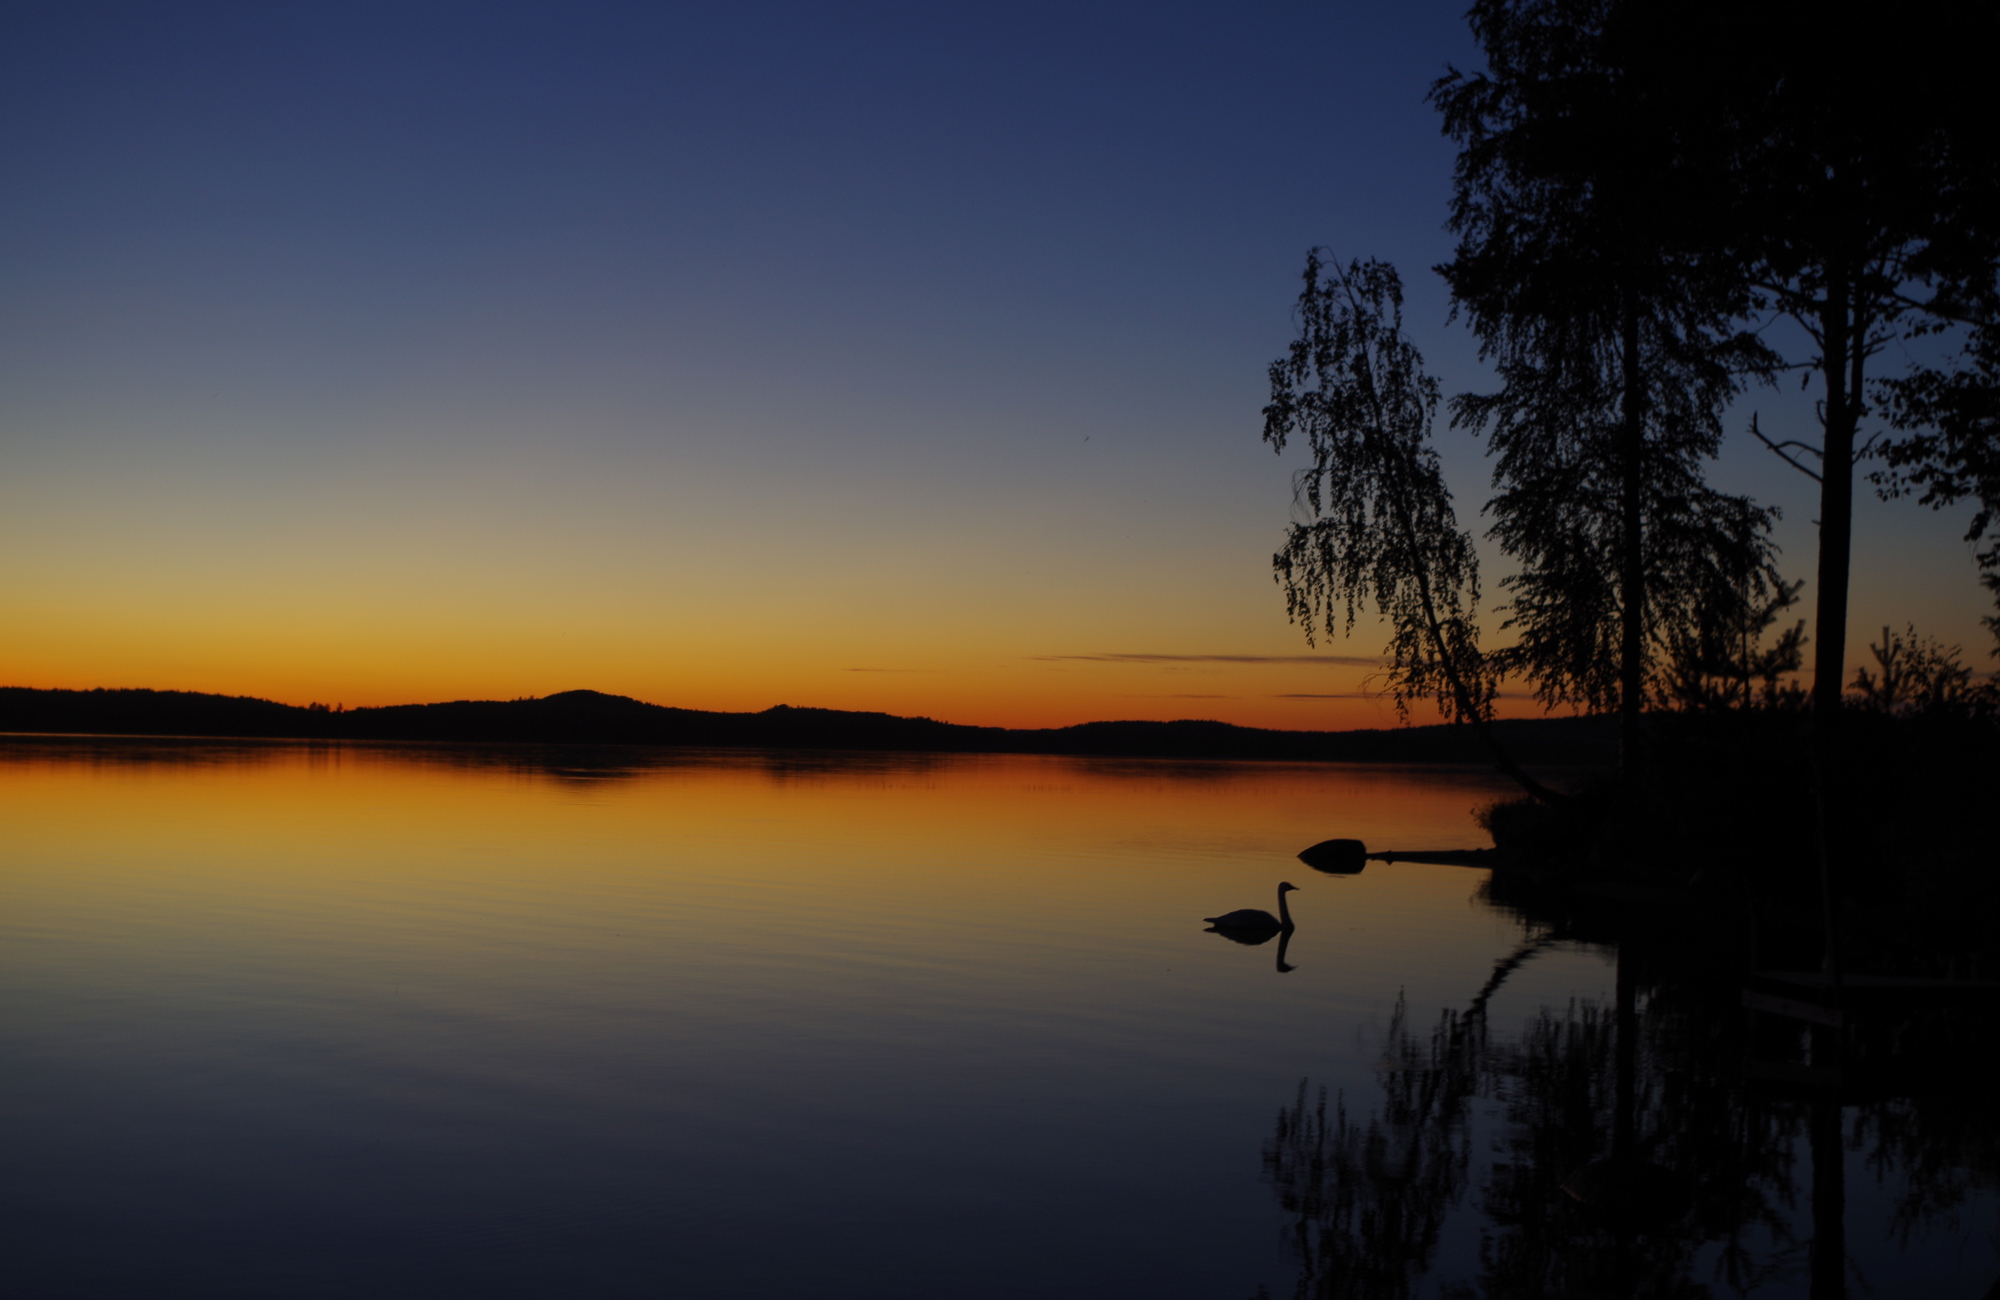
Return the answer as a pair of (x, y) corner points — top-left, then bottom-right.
(1252, 699), (2000, 1293)
(1261, 865), (2000, 1299)
(12, 682), (1995, 985)
(0, 684), (1618, 764)
(1256, 697), (2000, 1298)
(1475, 701), (2000, 981)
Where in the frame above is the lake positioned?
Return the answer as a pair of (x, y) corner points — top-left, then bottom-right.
(1, 738), (1991, 1297)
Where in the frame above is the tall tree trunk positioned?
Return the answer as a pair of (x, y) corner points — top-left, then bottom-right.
(1810, 269), (1860, 990)
(1812, 271), (1856, 717)
(1618, 300), (1647, 773)
(1807, 1041), (1847, 1299)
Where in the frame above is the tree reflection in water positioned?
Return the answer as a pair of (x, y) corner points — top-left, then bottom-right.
(1259, 931), (1998, 1299)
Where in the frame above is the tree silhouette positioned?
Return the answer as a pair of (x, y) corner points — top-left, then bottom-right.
(1877, 315), (2000, 651)
(1261, 997), (1485, 1300)
(1661, 578), (1806, 713)
(1263, 254), (1561, 803)
(1433, 0), (1783, 771)
(1848, 624), (1979, 717)
(1688, 0), (2000, 715)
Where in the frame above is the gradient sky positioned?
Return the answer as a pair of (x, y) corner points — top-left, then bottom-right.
(3, 1), (1990, 730)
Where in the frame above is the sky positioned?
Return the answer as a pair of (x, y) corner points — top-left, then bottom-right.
(2, 1), (1991, 731)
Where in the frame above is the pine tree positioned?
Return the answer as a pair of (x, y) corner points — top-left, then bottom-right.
(1433, 0), (1782, 769)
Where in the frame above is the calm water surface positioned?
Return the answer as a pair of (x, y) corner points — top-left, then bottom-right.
(1, 739), (1991, 1297)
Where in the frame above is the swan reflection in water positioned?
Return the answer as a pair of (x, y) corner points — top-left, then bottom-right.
(1204, 882), (1299, 972)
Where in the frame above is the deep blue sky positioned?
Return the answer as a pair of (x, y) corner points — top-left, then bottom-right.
(1, 2), (1985, 723)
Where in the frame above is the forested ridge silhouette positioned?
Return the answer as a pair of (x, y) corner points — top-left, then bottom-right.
(0, 685), (1616, 763)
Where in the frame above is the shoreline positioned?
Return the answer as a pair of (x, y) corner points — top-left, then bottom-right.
(0, 685), (1617, 766)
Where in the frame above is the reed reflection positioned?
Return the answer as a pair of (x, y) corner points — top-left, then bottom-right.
(1259, 926), (2000, 1299)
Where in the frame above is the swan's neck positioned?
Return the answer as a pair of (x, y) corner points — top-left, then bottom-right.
(1277, 889), (1293, 928)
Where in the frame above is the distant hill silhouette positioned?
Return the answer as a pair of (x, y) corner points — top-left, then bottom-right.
(0, 686), (1615, 764)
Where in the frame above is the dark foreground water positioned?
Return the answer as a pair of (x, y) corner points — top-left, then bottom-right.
(0, 738), (1991, 1298)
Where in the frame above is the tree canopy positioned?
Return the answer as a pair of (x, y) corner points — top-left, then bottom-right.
(1432, 0), (1782, 763)
(1685, 0), (2000, 709)
(1261, 0), (2000, 769)
(1878, 316), (2000, 648)
(1264, 254), (1560, 802)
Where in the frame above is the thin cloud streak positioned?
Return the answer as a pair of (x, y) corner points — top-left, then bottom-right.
(1031, 653), (1380, 667)
(1277, 690), (1544, 700)
(1118, 693), (1234, 699)
(1275, 692), (1379, 699)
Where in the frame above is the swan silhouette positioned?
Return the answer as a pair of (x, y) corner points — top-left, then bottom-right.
(1204, 882), (1298, 935)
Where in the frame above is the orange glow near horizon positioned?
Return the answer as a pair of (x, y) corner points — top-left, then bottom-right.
(5, 579), (1567, 731)
(0, 429), (1879, 733)
(1, 651), (1561, 732)
(0, 485), (1957, 731)
(0, 347), (1955, 735)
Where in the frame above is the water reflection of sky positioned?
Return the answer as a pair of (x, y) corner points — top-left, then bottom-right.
(2, 740), (1988, 1297)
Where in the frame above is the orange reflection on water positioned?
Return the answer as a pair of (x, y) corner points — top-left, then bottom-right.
(0, 736), (1565, 1297)
(1, 739), (1529, 1020)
